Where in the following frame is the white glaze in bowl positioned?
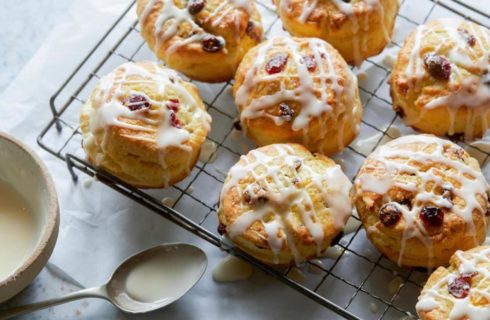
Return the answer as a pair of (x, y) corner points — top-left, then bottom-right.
(0, 132), (59, 303)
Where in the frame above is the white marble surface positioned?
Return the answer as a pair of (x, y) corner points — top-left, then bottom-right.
(0, 0), (75, 93)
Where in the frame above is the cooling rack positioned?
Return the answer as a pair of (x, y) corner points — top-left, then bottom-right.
(37, 1), (490, 319)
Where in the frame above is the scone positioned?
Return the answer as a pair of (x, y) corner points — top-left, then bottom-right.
(218, 143), (353, 265)
(417, 246), (490, 320)
(354, 134), (489, 268)
(275, 0), (399, 65)
(136, 0), (263, 83)
(391, 19), (490, 141)
(80, 61), (212, 188)
(233, 37), (363, 156)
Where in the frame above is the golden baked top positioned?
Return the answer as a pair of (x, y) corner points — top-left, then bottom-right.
(137, 0), (262, 55)
(234, 36), (360, 152)
(80, 61), (211, 185)
(277, 0), (386, 23)
(391, 19), (490, 140)
(219, 143), (352, 264)
(417, 246), (490, 320)
(355, 135), (489, 265)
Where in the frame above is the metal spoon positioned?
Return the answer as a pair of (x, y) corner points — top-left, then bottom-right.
(0, 243), (207, 319)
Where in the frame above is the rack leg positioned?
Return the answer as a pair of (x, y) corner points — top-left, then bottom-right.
(66, 154), (79, 182)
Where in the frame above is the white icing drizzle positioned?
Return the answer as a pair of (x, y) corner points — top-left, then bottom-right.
(220, 144), (352, 265)
(416, 246), (490, 320)
(355, 135), (489, 266)
(235, 37), (358, 153)
(279, 0), (388, 66)
(140, 0), (253, 57)
(404, 19), (490, 140)
(85, 61), (211, 186)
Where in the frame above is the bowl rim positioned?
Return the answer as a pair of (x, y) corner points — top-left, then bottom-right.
(0, 131), (59, 288)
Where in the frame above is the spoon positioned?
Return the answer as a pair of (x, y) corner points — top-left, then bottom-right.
(0, 243), (207, 319)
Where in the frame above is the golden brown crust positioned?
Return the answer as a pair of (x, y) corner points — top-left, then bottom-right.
(417, 246), (490, 320)
(354, 135), (489, 268)
(276, 0), (399, 65)
(218, 143), (353, 265)
(80, 61), (211, 188)
(233, 37), (362, 156)
(136, 0), (263, 82)
(390, 19), (490, 141)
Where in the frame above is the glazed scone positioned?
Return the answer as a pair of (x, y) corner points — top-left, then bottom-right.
(218, 143), (353, 265)
(391, 19), (490, 141)
(354, 135), (489, 268)
(417, 246), (490, 320)
(233, 37), (362, 156)
(136, 0), (263, 83)
(80, 61), (211, 188)
(275, 0), (399, 65)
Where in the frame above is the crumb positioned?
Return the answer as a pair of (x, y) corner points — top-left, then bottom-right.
(389, 276), (404, 294)
(75, 309), (81, 317)
(161, 197), (175, 207)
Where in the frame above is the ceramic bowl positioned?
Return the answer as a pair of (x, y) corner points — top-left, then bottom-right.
(0, 131), (59, 303)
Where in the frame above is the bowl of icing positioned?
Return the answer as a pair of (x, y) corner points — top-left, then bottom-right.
(0, 131), (59, 302)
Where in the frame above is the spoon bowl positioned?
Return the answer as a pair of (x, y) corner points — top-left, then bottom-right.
(0, 243), (207, 319)
(107, 243), (207, 313)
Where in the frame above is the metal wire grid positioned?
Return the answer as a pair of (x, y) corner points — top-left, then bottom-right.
(37, 1), (490, 319)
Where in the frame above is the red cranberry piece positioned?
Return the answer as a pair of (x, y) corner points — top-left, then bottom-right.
(188, 0), (206, 15)
(301, 54), (317, 72)
(125, 94), (150, 111)
(379, 203), (401, 227)
(167, 98), (179, 112)
(424, 54), (451, 81)
(201, 35), (224, 52)
(448, 276), (471, 299)
(166, 99), (181, 128)
(279, 103), (294, 122)
(265, 53), (289, 75)
(420, 206), (444, 227)
(458, 28), (476, 47)
(169, 112), (181, 128)
(217, 223), (227, 235)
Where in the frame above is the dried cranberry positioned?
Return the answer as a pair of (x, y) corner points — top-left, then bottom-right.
(201, 35), (223, 52)
(379, 203), (401, 227)
(167, 98), (179, 112)
(420, 206), (444, 227)
(279, 103), (294, 122)
(448, 276), (471, 299)
(301, 54), (317, 72)
(169, 112), (181, 128)
(125, 94), (150, 111)
(458, 28), (476, 47)
(265, 53), (289, 74)
(188, 0), (206, 15)
(217, 223), (227, 235)
(424, 54), (451, 81)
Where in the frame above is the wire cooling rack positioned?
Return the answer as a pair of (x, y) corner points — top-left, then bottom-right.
(37, 1), (490, 319)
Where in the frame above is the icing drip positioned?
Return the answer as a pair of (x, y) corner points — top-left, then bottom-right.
(140, 0), (253, 56)
(236, 37), (358, 152)
(416, 247), (490, 320)
(86, 62), (211, 186)
(220, 144), (352, 264)
(356, 135), (489, 266)
(404, 19), (490, 140)
(280, 0), (388, 66)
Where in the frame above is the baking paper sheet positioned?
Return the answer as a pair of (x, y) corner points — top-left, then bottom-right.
(0, 0), (489, 319)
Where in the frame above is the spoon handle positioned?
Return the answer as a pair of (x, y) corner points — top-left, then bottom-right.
(0, 286), (108, 320)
